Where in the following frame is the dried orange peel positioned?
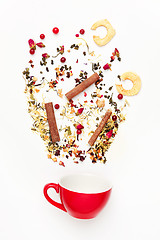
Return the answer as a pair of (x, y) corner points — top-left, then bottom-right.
(116, 72), (141, 96)
(91, 19), (116, 46)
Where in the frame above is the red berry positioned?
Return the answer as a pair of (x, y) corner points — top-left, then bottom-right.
(118, 93), (123, 100)
(40, 34), (45, 39)
(52, 27), (59, 34)
(111, 55), (115, 61)
(29, 48), (35, 55)
(77, 129), (82, 135)
(79, 29), (85, 35)
(54, 104), (60, 109)
(112, 115), (117, 121)
(75, 34), (79, 37)
(60, 57), (66, 63)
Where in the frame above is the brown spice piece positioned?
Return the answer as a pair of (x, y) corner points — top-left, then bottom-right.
(65, 72), (99, 100)
(88, 109), (112, 146)
(45, 102), (60, 143)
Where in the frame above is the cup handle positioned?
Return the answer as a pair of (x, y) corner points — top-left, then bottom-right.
(43, 183), (67, 212)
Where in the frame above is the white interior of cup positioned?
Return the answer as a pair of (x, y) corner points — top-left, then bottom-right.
(59, 174), (112, 194)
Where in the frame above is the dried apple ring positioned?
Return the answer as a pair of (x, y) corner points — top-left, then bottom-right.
(91, 19), (116, 46)
(116, 72), (141, 96)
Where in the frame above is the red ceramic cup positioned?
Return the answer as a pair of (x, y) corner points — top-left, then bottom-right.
(43, 174), (112, 219)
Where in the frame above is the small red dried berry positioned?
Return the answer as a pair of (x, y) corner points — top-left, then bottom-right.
(59, 161), (65, 167)
(77, 129), (82, 135)
(79, 29), (85, 35)
(60, 57), (66, 63)
(75, 34), (79, 37)
(84, 92), (87, 97)
(112, 115), (117, 121)
(118, 93), (123, 100)
(29, 48), (35, 55)
(115, 48), (119, 54)
(52, 27), (59, 34)
(54, 104), (60, 109)
(40, 34), (45, 39)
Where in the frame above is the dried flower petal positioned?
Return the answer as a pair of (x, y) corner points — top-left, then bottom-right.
(77, 108), (84, 114)
(36, 42), (45, 48)
(76, 124), (84, 130)
(42, 53), (50, 58)
(106, 129), (113, 139)
(103, 63), (110, 70)
(28, 39), (35, 48)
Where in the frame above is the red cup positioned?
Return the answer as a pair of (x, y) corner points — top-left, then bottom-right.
(43, 174), (112, 219)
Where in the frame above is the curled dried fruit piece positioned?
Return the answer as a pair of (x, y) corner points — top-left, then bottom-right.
(116, 72), (141, 96)
(91, 19), (116, 46)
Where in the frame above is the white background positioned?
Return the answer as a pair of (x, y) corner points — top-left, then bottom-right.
(0, 0), (160, 239)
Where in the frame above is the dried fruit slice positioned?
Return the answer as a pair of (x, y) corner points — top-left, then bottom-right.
(91, 19), (116, 46)
(116, 72), (141, 96)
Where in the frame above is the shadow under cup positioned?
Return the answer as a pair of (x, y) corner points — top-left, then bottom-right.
(43, 174), (112, 219)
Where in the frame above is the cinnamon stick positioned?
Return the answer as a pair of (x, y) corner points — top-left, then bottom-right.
(45, 102), (60, 143)
(65, 72), (99, 100)
(88, 109), (112, 146)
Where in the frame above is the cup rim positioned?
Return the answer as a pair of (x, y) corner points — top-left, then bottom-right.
(59, 173), (113, 194)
